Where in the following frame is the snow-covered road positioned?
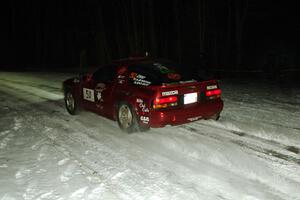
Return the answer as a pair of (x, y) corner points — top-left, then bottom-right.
(0, 72), (299, 200)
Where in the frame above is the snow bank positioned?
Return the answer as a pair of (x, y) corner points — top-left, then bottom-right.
(0, 72), (299, 200)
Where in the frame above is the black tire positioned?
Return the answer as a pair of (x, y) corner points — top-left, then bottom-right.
(117, 102), (149, 133)
(210, 113), (220, 121)
(64, 90), (78, 115)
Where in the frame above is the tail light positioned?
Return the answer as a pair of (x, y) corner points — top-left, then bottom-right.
(206, 89), (221, 98)
(153, 96), (178, 109)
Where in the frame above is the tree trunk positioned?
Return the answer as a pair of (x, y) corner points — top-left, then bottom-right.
(173, 0), (182, 62)
(130, 0), (138, 53)
(147, 1), (157, 56)
(235, 0), (248, 71)
(198, 0), (206, 55)
(97, 2), (110, 64)
(227, 0), (232, 67)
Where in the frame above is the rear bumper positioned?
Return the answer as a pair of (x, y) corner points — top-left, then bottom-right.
(149, 99), (223, 128)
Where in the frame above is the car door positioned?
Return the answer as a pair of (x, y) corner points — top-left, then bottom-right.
(81, 74), (97, 111)
(91, 65), (117, 118)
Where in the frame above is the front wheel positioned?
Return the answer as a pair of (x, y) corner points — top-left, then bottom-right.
(64, 90), (78, 115)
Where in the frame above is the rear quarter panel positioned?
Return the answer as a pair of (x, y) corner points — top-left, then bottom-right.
(113, 84), (155, 125)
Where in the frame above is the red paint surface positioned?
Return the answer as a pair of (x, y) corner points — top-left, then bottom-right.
(63, 58), (223, 128)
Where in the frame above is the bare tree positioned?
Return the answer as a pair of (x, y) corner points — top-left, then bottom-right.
(198, 0), (206, 56)
(96, 1), (110, 64)
(173, 0), (182, 62)
(147, 0), (157, 56)
(234, 0), (248, 70)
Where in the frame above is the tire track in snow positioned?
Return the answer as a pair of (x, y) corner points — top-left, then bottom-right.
(0, 83), (208, 199)
(1, 77), (217, 189)
(219, 127), (300, 156)
(224, 98), (300, 132)
(0, 86), (126, 199)
(2, 75), (299, 158)
(229, 130), (300, 155)
(0, 78), (63, 100)
(1, 74), (299, 200)
(183, 123), (300, 165)
(181, 123), (300, 198)
(7, 100), (207, 199)
(0, 81), (282, 200)
(0, 82), (137, 182)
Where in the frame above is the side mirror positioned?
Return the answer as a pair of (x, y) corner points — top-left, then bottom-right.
(79, 73), (93, 82)
(79, 72), (85, 79)
(86, 73), (93, 82)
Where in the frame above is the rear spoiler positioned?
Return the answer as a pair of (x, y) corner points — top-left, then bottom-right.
(161, 79), (197, 86)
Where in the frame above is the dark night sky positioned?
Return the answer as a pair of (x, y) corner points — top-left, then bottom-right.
(243, 1), (299, 68)
(1, 0), (299, 74)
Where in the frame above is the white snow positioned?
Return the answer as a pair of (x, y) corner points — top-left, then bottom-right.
(0, 72), (300, 200)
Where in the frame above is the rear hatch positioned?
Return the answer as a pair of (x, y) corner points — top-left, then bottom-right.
(128, 60), (221, 110)
(149, 80), (221, 110)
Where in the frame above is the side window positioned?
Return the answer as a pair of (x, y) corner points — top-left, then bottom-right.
(92, 65), (117, 83)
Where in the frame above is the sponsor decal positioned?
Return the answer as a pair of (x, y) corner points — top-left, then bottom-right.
(83, 88), (95, 102)
(118, 79), (125, 84)
(129, 72), (137, 79)
(206, 85), (218, 90)
(136, 98), (149, 113)
(140, 116), (150, 124)
(136, 98), (143, 103)
(187, 116), (202, 122)
(118, 75), (126, 84)
(96, 91), (101, 100)
(134, 79), (151, 86)
(117, 66), (127, 75)
(167, 73), (181, 80)
(73, 78), (80, 83)
(95, 83), (106, 107)
(162, 90), (178, 96)
(130, 72), (151, 86)
(136, 74), (146, 79)
(153, 63), (181, 80)
(154, 63), (175, 74)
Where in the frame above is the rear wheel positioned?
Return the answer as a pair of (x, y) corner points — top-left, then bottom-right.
(117, 102), (149, 133)
(210, 113), (220, 121)
(64, 90), (78, 115)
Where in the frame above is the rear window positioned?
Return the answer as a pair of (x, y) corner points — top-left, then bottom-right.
(128, 61), (196, 86)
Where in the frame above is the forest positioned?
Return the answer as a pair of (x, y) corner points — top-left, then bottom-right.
(2, 0), (299, 77)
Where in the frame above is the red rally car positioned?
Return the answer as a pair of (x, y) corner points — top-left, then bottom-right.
(63, 58), (223, 133)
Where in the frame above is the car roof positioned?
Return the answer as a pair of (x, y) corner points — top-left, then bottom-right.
(112, 57), (174, 67)
(112, 56), (149, 65)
